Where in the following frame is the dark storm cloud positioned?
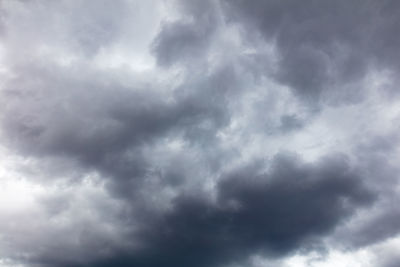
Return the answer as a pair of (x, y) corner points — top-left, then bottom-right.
(332, 131), (400, 249)
(0, 59), (237, 201)
(221, 0), (400, 102)
(1, 1), (400, 267)
(46, 153), (373, 267)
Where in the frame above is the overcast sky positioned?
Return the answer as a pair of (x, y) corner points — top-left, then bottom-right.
(0, 0), (400, 266)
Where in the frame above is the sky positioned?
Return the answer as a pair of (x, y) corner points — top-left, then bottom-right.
(0, 0), (400, 266)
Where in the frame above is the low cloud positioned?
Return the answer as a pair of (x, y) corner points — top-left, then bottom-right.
(0, 1), (400, 267)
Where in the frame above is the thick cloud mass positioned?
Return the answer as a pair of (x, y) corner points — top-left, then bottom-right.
(223, 0), (400, 103)
(0, 1), (400, 267)
(115, 154), (373, 267)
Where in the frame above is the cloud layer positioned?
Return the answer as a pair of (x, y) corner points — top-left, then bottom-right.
(0, 1), (400, 267)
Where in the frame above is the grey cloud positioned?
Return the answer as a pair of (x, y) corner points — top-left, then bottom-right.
(370, 240), (400, 267)
(0, 9), (4, 36)
(152, 0), (218, 66)
(222, 0), (400, 103)
(349, 205), (400, 248)
(332, 131), (400, 249)
(0, 59), (237, 202)
(380, 255), (400, 267)
(0, 0), (144, 61)
(53, 153), (373, 267)
(152, 20), (212, 66)
(279, 114), (304, 133)
(64, 0), (130, 55)
(0, 1), (399, 267)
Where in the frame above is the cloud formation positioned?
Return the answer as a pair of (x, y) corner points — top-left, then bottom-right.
(0, 0), (400, 267)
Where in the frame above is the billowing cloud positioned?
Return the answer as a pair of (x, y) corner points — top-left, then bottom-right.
(222, 0), (400, 103)
(0, 0), (400, 267)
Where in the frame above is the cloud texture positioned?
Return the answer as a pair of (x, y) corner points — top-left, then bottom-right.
(0, 1), (400, 267)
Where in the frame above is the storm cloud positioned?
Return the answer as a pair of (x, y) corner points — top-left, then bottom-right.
(0, 1), (400, 267)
